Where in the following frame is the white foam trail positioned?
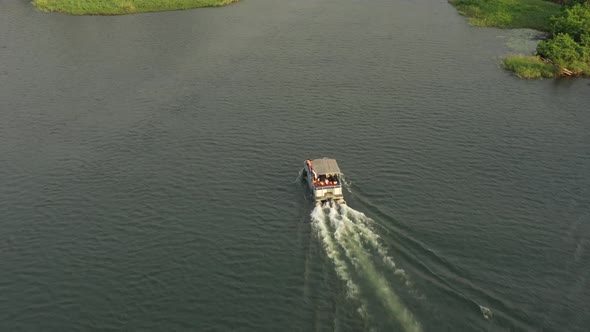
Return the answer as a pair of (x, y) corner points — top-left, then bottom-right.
(339, 205), (407, 279)
(480, 305), (493, 320)
(336, 224), (422, 332)
(313, 203), (422, 332)
(310, 206), (359, 299)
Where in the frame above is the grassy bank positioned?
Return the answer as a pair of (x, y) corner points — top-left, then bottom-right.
(451, 0), (590, 79)
(33, 0), (239, 15)
(450, 0), (561, 31)
(502, 55), (557, 78)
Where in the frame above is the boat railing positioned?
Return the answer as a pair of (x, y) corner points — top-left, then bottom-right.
(313, 184), (342, 190)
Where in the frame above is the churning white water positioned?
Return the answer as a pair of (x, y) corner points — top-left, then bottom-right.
(311, 203), (422, 332)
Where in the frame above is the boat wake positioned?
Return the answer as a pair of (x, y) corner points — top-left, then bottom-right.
(311, 203), (422, 332)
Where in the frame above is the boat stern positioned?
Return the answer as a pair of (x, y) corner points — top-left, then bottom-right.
(303, 158), (346, 205)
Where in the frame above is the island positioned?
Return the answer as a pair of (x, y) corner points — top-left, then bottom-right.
(450, 0), (590, 78)
(33, 0), (239, 15)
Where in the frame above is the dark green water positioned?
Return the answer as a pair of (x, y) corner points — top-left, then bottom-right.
(1, 0), (589, 331)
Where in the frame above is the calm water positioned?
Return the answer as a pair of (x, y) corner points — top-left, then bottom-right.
(1, 0), (589, 331)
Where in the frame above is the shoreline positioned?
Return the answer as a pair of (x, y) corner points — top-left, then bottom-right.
(450, 0), (590, 79)
(449, 0), (560, 31)
(32, 0), (240, 16)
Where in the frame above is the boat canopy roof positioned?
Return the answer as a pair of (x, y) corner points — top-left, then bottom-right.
(311, 158), (341, 176)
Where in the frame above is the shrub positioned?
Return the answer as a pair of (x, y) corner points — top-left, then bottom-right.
(550, 3), (590, 42)
(537, 33), (590, 72)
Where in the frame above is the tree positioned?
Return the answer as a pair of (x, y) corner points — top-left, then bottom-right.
(537, 33), (589, 72)
(550, 3), (590, 42)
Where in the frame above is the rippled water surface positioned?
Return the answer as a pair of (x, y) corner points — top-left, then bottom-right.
(1, 0), (589, 331)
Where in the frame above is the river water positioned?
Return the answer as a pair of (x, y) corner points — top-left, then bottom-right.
(1, 0), (589, 331)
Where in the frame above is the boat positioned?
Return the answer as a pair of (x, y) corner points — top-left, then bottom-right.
(303, 158), (346, 205)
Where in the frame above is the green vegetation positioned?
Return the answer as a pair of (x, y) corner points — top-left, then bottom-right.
(537, 33), (590, 73)
(451, 0), (590, 78)
(33, 0), (239, 15)
(502, 55), (557, 78)
(536, 2), (590, 76)
(450, 0), (561, 30)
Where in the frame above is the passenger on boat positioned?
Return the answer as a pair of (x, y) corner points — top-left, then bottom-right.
(313, 176), (321, 186)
